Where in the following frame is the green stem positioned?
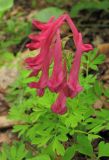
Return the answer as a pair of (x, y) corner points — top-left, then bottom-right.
(74, 130), (88, 135)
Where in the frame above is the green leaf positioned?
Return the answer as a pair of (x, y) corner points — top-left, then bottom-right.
(76, 135), (93, 157)
(96, 109), (109, 120)
(0, 0), (14, 12)
(89, 125), (104, 134)
(35, 7), (64, 22)
(30, 111), (43, 122)
(94, 81), (102, 97)
(10, 145), (17, 160)
(104, 88), (109, 98)
(65, 115), (78, 128)
(0, 52), (14, 65)
(57, 134), (68, 142)
(0, 150), (7, 160)
(88, 134), (101, 141)
(70, 1), (109, 17)
(63, 146), (76, 160)
(65, 114), (83, 129)
(13, 125), (29, 137)
(0, 142), (28, 160)
(98, 141), (109, 158)
(16, 142), (28, 160)
(93, 54), (105, 65)
(27, 154), (51, 160)
(33, 136), (50, 147)
(89, 64), (98, 71)
(53, 138), (65, 156)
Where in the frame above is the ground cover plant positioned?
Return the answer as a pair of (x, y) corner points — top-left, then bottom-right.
(0, 0), (109, 160)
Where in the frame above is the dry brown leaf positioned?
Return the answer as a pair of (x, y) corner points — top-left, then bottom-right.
(0, 116), (19, 128)
(0, 133), (11, 144)
(104, 101), (109, 109)
(98, 43), (109, 57)
(93, 99), (103, 109)
(101, 75), (109, 81)
(105, 58), (109, 63)
(0, 66), (18, 91)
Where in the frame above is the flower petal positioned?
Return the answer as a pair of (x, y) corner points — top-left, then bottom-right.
(82, 44), (93, 52)
(64, 33), (83, 98)
(26, 42), (40, 50)
(48, 29), (66, 92)
(32, 16), (55, 30)
(51, 91), (67, 115)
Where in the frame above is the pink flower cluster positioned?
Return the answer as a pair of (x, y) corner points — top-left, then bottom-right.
(25, 14), (93, 115)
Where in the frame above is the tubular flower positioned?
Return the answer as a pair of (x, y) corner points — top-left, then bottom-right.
(25, 14), (93, 115)
(64, 33), (84, 98)
(48, 29), (66, 93)
(51, 91), (67, 115)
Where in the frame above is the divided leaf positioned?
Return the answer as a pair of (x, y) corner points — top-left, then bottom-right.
(76, 135), (93, 157)
(98, 141), (109, 158)
(53, 138), (65, 156)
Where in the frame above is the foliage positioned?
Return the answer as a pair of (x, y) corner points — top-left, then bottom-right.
(45, 0), (69, 6)
(70, 0), (109, 17)
(5, 48), (109, 159)
(42, 0), (109, 17)
(0, 0), (14, 17)
(0, 13), (31, 66)
(34, 7), (65, 22)
(0, 142), (29, 160)
(0, 141), (51, 160)
(98, 141), (109, 158)
(0, 15), (31, 51)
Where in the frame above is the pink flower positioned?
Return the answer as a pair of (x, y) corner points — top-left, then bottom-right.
(64, 33), (83, 98)
(32, 16), (55, 30)
(51, 91), (67, 115)
(48, 29), (66, 93)
(25, 14), (93, 115)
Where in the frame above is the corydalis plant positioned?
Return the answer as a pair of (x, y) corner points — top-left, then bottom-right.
(25, 14), (93, 115)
